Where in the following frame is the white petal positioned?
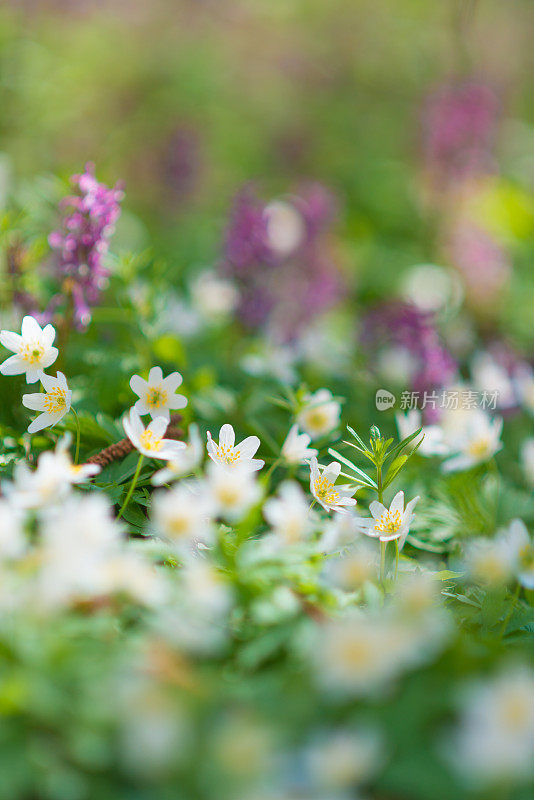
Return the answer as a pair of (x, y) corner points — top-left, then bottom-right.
(148, 366), (163, 385)
(21, 315), (42, 339)
(0, 354), (24, 376)
(42, 324), (56, 347)
(235, 435), (260, 459)
(369, 500), (387, 519)
(40, 347), (58, 370)
(22, 393), (46, 411)
(219, 424), (235, 449)
(162, 371), (183, 392)
(40, 372), (60, 392)
(129, 374), (148, 397)
(0, 331), (22, 352)
(148, 416), (169, 439)
(28, 412), (56, 434)
(168, 393), (187, 410)
(390, 491), (405, 514)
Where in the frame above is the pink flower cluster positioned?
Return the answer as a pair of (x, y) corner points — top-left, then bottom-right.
(49, 163), (124, 328)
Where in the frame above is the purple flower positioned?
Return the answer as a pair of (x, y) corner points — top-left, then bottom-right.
(49, 163), (124, 328)
(447, 221), (510, 306)
(362, 301), (457, 395)
(421, 80), (499, 189)
(220, 183), (343, 340)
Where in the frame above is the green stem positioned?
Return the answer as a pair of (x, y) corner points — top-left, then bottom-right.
(499, 582), (520, 641)
(379, 540), (387, 588)
(264, 457), (282, 485)
(71, 408), (80, 465)
(117, 454), (144, 520)
(394, 539), (399, 581)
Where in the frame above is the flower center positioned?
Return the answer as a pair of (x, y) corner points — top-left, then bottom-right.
(374, 509), (402, 534)
(216, 444), (240, 465)
(139, 430), (163, 452)
(147, 387), (168, 408)
(21, 341), (44, 364)
(305, 408), (328, 430)
(42, 388), (68, 415)
(314, 475), (340, 504)
(467, 437), (491, 458)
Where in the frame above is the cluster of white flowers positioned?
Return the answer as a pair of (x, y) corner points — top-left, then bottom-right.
(396, 403), (503, 472)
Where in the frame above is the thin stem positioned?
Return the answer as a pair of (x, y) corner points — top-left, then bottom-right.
(499, 582), (521, 641)
(394, 539), (399, 581)
(379, 540), (387, 588)
(117, 454), (144, 520)
(264, 457), (282, 485)
(71, 407), (81, 465)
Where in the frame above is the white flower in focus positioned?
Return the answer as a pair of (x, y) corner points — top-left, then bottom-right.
(152, 482), (214, 550)
(281, 424), (318, 465)
(442, 409), (503, 472)
(0, 315), (58, 383)
(263, 481), (312, 546)
(297, 389), (341, 440)
(22, 371), (72, 433)
(8, 436), (100, 510)
(152, 424), (203, 486)
(452, 666), (534, 784)
(309, 458), (356, 514)
(190, 270), (239, 321)
(521, 438), (534, 487)
(206, 463), (262, 522)
(206, 423), (264, 473)
(356, 490), (419, 548)
(263, 199), (306, 257)
(123, 408), (186, 460)
(130, 366), (187, 422)
(395, 410), (448, 457)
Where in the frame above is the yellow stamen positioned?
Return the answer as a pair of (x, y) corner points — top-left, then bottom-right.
(147, 387), (168, 409)
(374, 509), (402, 534)
(314, 475), (340, 505)
(42, 388), (68, 415)
(139, 430), (163, 452)
(216, 444), (240, 465)
(20, 341), (44, 365)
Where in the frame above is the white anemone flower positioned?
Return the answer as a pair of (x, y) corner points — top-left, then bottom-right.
(206, 423), (264, 472)
(152, 424), (203, 486)
(152, 481), (214, 550)
(281, 424), (318, 465)
(0, 315), (59, 383)
(22, 371), (72, 433)
(356, 491), (419, 547)
(123, 408), (186, 460)
(7, 436), (100, 510)
(442, 409), (503, 473)
(130, 366), (187, 422)
(263, 481), (313, 545)
(309, 458), (356, 514)
(297, 389), (341, 440)
(206, 463), (262, 522)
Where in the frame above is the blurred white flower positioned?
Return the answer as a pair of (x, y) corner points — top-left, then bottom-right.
(263, 481), (312, 545)
(514, 363), (534, 415)
(206, 423), (264, 472)
(395, 409), (448, 457)
(309, 458), (356, 514)
(401, 263), (462, 312)
(123, 408), (186, 460)
(264, 199), (306, 257)
(206, 463), (262, 522)
(471, 351), (516, 410)
(281, 424), (317, 465)
(442, 408), (503, 472)
(22, 371), (72, 433)
(0, 315), (58, 383)
(130, 366), (187, 422)
(463, 519), (531, 587)
(305, 727), (383, 791)
(0, 500), (25, 559)
(451, 665), (534, 784)
(297, 389), (341, 440)
(375, 345), (418, 385)
(152, 481), (214, 550)
(190, 269), (239, 321)
(356, 490), (419, 548)
(326, 538), (378, 591)
(7, 436), (99, 510)
(152, 423), (203, 485)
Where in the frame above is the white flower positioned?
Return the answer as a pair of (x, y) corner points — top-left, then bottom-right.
(129, 366), (187, 422)
(521, 438), (534, 487)
(206, 463), (262, 522)
(123, 408), (186, 460)
(152, 481), (214, 550)
(401, 263), (462, 313)
(263, 481), (312, 545)
(395, 410), (448, 457)
(442, 409), (503, 472)
(206, 423), (264, 472)
(326, 538), (378, 591)
(0, 315), (58, 383)
(305, 727), (383, 790)
(471, 351), (516, 410)
(297, 389), (341, 440)
(281, 424), (318, 465)
(22, 371), (72, 433)
(263, 199), (305, 257)
(452, 666), (534, 783)
(503, 518), (534, 591)
(309, 458), (356, 514)
(190, 270), (239, 321)
(356, 490), (419, 548)
(152, 424), (203, 486)
(515, 363), (534, 415)
(7, 436), (99, 510)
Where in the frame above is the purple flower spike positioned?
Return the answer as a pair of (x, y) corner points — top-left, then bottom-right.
(49, 163), (124, 329)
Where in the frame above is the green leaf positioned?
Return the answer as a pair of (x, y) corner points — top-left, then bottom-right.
(328, 448), (378, 489)
(382, 454), (408, 489)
